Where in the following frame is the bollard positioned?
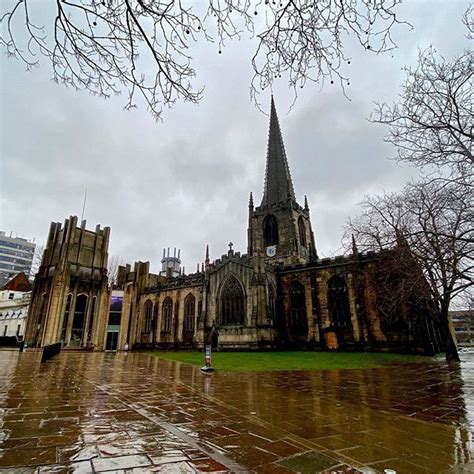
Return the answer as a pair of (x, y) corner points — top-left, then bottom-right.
(201, 345), (215, 373)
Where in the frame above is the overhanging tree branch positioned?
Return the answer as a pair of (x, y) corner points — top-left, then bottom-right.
(1, 0), (408, 120)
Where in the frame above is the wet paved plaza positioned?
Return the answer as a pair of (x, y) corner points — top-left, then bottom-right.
(0, 350), (473, 473)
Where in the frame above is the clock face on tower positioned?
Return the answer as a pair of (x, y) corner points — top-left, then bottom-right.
(266, 245), (277, 257)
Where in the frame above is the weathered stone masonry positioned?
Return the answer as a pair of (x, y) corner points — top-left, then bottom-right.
(26, 99), (445, 353)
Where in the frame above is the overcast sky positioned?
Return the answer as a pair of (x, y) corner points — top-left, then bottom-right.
(0, 0), (470, 274)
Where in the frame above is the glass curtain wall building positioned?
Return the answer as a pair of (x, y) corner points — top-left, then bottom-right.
(0, 231), (36, 279)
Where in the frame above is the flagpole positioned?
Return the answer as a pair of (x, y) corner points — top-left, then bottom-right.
(81, 188), (88, 222)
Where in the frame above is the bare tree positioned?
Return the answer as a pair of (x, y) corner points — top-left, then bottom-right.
(1, 1), (407, 120)
(347, 178), (473, 361)
(29, 244), (44, 278)
(108, 254), (125, 287)
(463, 4), (474, 40)
(371, 9), (473, 175)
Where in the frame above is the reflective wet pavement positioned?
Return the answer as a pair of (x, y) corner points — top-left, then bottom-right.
(0, 351), (473, 473)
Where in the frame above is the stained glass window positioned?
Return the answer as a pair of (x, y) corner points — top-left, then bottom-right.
(327, 276), (351, 327)
(220, 275), (245, 325)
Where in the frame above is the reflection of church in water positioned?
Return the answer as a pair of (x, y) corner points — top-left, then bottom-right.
(25, 99), (446, 353)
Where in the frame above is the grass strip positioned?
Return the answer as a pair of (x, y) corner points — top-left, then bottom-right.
(150, 350), (434, 372)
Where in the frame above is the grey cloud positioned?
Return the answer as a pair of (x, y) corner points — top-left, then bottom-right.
(0, 0), (470, 269)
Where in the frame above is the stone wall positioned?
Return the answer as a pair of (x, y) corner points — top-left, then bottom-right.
(25, 216), (109, 349)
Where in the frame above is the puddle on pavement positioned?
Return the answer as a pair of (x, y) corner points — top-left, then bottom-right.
(0, 350), (472, 472)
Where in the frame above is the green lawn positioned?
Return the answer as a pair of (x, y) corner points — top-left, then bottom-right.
(150, 350), (433, 372)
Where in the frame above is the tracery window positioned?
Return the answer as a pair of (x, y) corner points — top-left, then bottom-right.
(220, 275), (245, 325)
(289, 281), (307, 331)
(263, 214), (279, 246)
(143, 299), (153, 333)
(327, 276), (351, 327)
(162, 297), (173, 332)
(184, 294), (196, 332)
(298, 216), (307, 247)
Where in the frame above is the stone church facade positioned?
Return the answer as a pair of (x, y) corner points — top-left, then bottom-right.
(25, 99), (446, 354)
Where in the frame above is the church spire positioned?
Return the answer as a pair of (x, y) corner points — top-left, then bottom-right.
(261, 96), (295, 207)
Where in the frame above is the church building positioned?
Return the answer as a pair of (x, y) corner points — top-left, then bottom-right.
(25, 99), (445, 354)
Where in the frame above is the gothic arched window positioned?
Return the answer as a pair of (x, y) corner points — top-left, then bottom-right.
(289, 281), (307, 332)
(298, 216), (307, 247)
(162, 297), (173, 332)
(263, 214), (279, 246)
(220, 275), (245, 325)
(184, 294), (196, 333)
(327, 276), (352, 327)
(143, 299), (153, 333)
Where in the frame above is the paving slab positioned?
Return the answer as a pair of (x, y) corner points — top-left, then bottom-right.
(0, 349), (473, 473)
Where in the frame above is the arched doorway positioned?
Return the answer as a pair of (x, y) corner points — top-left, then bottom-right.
(288, 281), (308, 339)
(220, 275), (245, 325)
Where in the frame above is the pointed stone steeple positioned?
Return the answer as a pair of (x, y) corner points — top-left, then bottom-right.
(260, 97), (295, 207)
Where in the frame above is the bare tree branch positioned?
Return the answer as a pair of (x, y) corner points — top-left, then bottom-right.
(1, 1), (408, 120)
(30, 244), (44, 278)
(345, 177), (474, 361)
(370, 8), (473, 174)
(108, 254), (125, 287)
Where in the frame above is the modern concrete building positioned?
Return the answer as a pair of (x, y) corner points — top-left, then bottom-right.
(0, 231), (35, 280)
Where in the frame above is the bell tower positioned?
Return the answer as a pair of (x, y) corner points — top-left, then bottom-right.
(248, 98), (317, 265)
